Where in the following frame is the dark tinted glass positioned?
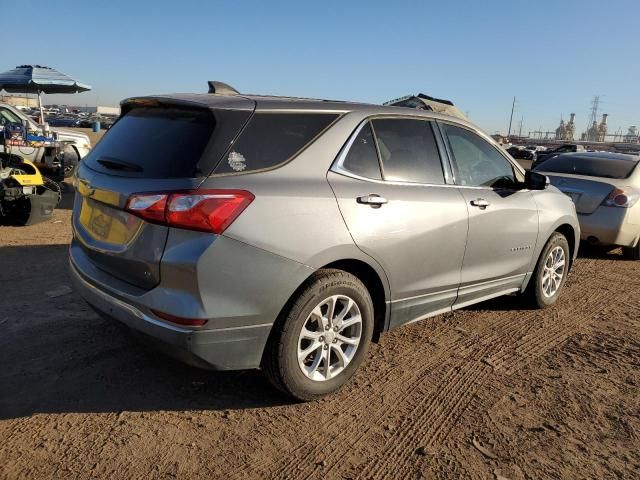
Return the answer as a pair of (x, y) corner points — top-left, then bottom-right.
(342, 123), (381, 180)
(371, 119), (444, 184)
(84, 107), (228, 178)
(443, 124), (516, 188)
(534, 155), (638, 179)
(214, 113), (338, 174)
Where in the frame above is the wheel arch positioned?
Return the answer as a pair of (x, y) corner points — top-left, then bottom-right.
(554, 223), (577, 269)
(320, 258), (388, 342)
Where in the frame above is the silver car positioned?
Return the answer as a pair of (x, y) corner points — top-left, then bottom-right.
(70, 84), (579, 400)
(535, 152), (640, 259)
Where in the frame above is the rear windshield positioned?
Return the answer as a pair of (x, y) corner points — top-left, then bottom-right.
(213, 112), (339, 174)
(535, 155), (638, 179)
(84, 107), (250, 178)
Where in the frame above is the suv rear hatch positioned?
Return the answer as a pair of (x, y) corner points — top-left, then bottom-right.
(72, 95), (255, 290)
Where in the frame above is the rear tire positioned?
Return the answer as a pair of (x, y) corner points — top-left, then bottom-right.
(62, 147), (79, 178)
(622, 241), (640, 260)
(525, 232), (570, 309)
(262, 269), (374, 401)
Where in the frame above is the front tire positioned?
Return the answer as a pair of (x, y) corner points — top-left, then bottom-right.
(525, 232), (570, 308)
(262, 269), (374, 401)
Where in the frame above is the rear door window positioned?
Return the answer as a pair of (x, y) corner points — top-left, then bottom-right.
(371, 118), (445, 184)
(341, 123), (382, 180)
(84, 107), (250, 178)
(214, 112), (339, 174)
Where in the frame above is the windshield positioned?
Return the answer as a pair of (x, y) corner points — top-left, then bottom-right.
(0, 107), (25, 126)
(535, 155), (638, 179)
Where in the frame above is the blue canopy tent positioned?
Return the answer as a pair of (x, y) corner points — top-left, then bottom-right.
(0, 65), (91, 124)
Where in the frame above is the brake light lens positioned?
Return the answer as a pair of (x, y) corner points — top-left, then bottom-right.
(603, 187), (639, 208)
(125, 189), (254, 233)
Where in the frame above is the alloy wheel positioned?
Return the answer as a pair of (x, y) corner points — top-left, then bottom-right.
(297, 295), (362, 382)
(541, 246), (566, 298)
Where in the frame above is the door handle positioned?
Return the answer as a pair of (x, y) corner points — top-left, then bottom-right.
(357, 194), (388, 207)
(470, 198), (490, 209)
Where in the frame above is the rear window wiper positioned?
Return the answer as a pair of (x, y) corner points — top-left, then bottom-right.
(97, 157), (144, 172)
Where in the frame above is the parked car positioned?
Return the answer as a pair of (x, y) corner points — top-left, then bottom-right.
(534, 144), (586, 168)
(100, 116), (117, 130)
(0, 102), (91, 177)
(69, 85), (580, 400)
(507, 146), (536, 169)
(78, 115), (117, 129)
(47, 116), (81, 128)
(534, 152), (640, 259)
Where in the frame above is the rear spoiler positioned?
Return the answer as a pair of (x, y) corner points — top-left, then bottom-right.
(120, 81), (243, 115)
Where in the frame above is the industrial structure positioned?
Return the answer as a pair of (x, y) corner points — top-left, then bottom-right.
(555, 113), (576, 141)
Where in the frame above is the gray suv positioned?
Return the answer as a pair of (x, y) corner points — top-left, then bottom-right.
(70, 83), (580, 400)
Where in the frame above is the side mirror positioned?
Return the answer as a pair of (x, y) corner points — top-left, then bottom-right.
(525, 170), (549, 190)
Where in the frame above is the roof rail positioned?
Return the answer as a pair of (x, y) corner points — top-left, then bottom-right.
(207, 81), (240, 95)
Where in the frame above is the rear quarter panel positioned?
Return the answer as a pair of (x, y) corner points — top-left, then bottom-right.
(200, 112), (391, 298)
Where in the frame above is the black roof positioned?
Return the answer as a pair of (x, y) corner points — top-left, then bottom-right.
(557, 151), (639, 163)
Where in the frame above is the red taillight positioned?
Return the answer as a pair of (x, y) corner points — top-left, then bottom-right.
(603, 187), (639, 208)
(125, 189), (254, 233)
(151, 309), (207, 327)
(614, 194), (628, 206)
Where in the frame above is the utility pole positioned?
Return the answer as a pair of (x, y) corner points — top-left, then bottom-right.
(518, 117), (523, 137)
(507, 96), (516, 137)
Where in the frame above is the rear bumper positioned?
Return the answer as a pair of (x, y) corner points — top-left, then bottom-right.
(70, 260), (273, 370)
(578, 207), (640, 247)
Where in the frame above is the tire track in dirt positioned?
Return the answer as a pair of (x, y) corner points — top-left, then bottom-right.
(259, 289), (596, 480)
(244, 333), (469, 479)
(230, 313), (521, 479)
(274, 309), (544, 480)
(224, 342), (442, 478)
(367, 356), (491, 480)
(487, 288), (611, 376)
(353, 271), (615, 479)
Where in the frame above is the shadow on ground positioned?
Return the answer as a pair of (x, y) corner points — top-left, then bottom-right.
(0, 244), (289, 420)
(56, 185), (74, 210)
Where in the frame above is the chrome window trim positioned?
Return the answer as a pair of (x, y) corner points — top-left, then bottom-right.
(331, 115), (452, 187)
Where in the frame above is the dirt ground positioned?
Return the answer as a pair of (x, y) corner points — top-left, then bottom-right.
(0, 188), (639, 479)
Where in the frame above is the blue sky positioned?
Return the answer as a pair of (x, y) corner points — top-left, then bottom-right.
(3, 0), (638, 135)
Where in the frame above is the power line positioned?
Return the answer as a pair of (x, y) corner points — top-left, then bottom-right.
(507, 96), (516, 137)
